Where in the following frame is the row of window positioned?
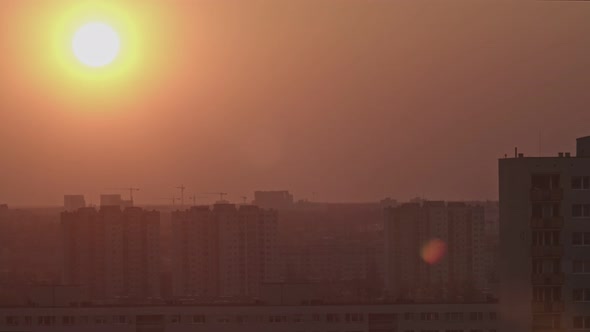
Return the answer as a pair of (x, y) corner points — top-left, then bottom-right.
(532, 287), (561, 302)
(531, 202), (590, 218)
(530, 231), (590, 246)
(531, 231), (560, 246)
(572, 176), (590, 190)
(402, 312), (496, 321)
(3, 312), (498, 326)
(572, 232), (590, 245)
(573, 316), (590, 329)
(532, 260), (590, 274)
(573, 288), (590, 302)
(573, 260), (590, 274)
(404, 330), (496, 332)
(532, 175), (590, 190)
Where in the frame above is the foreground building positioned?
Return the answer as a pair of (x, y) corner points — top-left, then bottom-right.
(384, 201), (487, 301)
(499, 136), (590, 332)
(61, 206), (161, 302)
(170, 203), (280, 299)
(0, 302), (498, 332)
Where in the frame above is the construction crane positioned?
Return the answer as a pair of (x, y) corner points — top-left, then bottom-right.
(176, 185), (186, 207)
(106, 187), (140, 202)
(203, 192), (228, 202)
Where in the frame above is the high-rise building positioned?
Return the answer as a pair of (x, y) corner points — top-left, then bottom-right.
(253, 190), (294, 210)
(100, 194), (133, 208)
(384, 201), (486, 301)
(171, 203), (279, 298)
(61, 206), (160, 302)
(63, 195), (86, 211)
(499, 136), (590, 332)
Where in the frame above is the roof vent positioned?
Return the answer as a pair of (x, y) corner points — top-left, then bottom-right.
(558, 152), (564, 157)
(518, 153), (524, 158)
(565, 152), (571, 157)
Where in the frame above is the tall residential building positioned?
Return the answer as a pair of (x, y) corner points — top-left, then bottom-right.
(499, 136), (590, 332)
(100, 194), (133, 208)
(63, 195), (86, 211)
(61, 206), (160, 302)
(171, 203), (279, 299)
(384, 201), (486, 301)
(253, 190), (294, 210)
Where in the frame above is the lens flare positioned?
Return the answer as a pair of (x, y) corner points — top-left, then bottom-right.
(421, 238), (447, 265)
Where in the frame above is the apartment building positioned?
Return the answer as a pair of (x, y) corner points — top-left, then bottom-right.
(61, 206), (161, 302)
(170, 203), (279, 299)
(0, 302), (499, 332)
(499, 136), (590, 332)
(384, 201), (486, 301)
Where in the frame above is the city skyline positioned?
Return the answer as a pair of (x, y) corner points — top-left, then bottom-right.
(1, 1), (590, 331)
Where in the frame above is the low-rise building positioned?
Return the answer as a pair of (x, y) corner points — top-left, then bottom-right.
(0, 303), (499, 332)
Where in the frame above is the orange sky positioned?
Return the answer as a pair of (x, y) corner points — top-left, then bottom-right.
(1, 1), (590, 205)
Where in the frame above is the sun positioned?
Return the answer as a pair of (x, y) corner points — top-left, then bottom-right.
(72, 22), (120, 68)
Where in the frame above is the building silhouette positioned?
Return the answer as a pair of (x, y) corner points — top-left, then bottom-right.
(499, 136), (590, 332)
(384, 201), (486, 301)
(170, 203), (280, 299)
(63, 195), (85, 211)
(253, 190), (294, 210)
(61, 206), (161, 302)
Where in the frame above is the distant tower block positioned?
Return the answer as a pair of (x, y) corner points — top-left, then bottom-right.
(100, 194), (122, 207)
(253, 190), (294, 209)
(64, 195), (86, 211)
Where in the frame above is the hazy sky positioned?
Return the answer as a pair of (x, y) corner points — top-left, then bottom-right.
(1, 1), (590, 205)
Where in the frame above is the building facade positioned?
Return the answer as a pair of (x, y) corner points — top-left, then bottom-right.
(170, 203), (280, 299)
(63, 195), (86, 211)
(384, 201), (486, 301)
(61, 206), (161, 302)
(0, 303), (499, 332)
(499, 136), (590, 332)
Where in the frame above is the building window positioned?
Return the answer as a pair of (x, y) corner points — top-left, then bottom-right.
(62, 316), (75, 325)
(573, 232), (590, 246)
(469, 312), (483, 321)
(572, 176), (590, 190)
(532, 231), (560, 245)
(573, 289), (590, 302)
(573, 316), (590, 329)
(6, 316), (18, 326)
(534, 314), (561, 328)
(532, 203), (560, 218)
(573, 260), (590, 274)
(532, 259), (561, 274)
(533, 287), (561, 302)
(269, 315), (287, 323)
(532, 174), (560, 189)
(444, 312), (463, 321)
(572, 204), (590, 218)
(420, 312), (439, 321)
(38, 316), (56, 326)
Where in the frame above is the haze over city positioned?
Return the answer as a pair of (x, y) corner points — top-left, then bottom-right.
(2, 2), (590, 332)
(1, 1), (590, 205)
